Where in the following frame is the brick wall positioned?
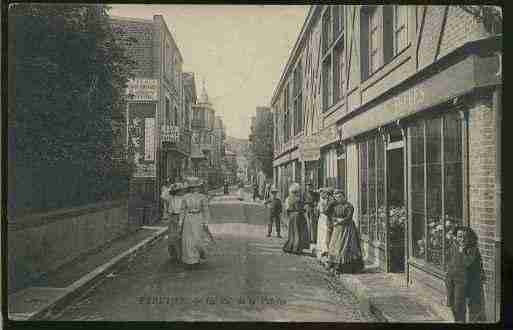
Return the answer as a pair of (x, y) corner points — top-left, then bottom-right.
(111, 19), (155, 78)
(468, 96), (498, 322)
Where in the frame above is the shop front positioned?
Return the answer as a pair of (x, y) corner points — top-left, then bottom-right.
(340, 37), (501, 321)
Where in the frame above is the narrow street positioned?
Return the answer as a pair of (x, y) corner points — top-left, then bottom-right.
(55, 194), (376, 322)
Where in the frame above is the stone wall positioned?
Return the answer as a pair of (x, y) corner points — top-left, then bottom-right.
(8, 199), (134, 293)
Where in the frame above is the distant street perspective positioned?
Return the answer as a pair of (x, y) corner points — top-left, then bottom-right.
(7, 4), (502, 325)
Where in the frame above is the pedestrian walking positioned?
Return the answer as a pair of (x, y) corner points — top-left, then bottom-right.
(445, 226), (485, 323)
(167, 183), (184, 262)
(264, 186), (282, 238)
(253, 181), (259, 201)
(238, 181), (244, 201)
(282, 183), (310, 254)
(327, 190), (364, 274)
(181, 179), (215, 267)
(316, 187), (331, 262)
(304, 182), (319, 244)
(160, 179), (172, 220)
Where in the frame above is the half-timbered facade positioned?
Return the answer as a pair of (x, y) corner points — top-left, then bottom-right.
(271, 5), (501, 322)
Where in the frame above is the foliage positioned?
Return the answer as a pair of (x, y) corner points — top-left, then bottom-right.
(8, 4), (137, 215)
(248, 112), (274, 178)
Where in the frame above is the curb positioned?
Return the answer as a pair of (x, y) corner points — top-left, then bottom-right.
(10, 226), (168, 321)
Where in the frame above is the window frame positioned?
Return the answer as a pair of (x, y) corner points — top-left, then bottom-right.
(368, 6), (382, 75)
(407, 112), (464, 271)
(393, 5), (408, 56)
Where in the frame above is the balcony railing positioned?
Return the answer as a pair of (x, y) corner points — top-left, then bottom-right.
(161, 125), (191, 156)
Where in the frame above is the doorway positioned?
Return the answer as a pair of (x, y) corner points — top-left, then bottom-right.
(387, 144), (405, 273)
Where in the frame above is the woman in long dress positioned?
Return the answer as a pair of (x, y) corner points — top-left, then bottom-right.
(327, 189), (364, 274)
(282, 183), (310, 254)
(180, 181), (214, 266)
(316, 188), (331, 261)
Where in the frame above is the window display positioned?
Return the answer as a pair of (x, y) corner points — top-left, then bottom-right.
(409, 112), (463, 270)
(359, 142), (368, 236)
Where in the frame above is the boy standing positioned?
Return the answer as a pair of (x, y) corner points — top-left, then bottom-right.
(265, 186), (282, 238)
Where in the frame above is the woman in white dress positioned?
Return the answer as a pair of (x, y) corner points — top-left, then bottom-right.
(316, 188), (331, 261)
(180, 180), (214, 267)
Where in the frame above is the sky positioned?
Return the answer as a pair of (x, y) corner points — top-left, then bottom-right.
(109, 5), (309, 139)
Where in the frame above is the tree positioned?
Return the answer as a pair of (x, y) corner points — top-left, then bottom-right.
(8, 4), (136, 215)
(248, 112), (274, 178)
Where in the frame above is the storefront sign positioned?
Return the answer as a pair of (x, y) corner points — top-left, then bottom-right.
(319, 125), (338, 147)
(299, 134), (320, 161)
(126, 78), (159, 101)
(127, 103), (157, 178)
(342, 57), (475, 140)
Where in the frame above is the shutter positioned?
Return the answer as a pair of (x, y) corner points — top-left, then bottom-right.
(383, 5), (394, 63)
(360, 8), (369, 81)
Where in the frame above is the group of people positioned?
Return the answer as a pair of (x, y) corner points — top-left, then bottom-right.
(265, 182), (364, 275)
(161, 178), (215, 268)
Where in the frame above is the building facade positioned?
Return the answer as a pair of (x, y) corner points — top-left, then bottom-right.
(271, 5), (501, 322)
(111, 15), (190, 222)
(190, 83), (226, 188)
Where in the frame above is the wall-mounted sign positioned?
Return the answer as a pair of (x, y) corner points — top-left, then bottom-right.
(300, 134), (320, 162)
(127, 103), (157, 178)
(126, 78), (159, 101)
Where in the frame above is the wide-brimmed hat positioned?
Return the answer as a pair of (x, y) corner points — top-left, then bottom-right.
(333, 189), (345, 195)
(271, 185), (278, 192)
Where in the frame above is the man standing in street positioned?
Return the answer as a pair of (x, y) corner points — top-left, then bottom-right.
(265, 186), (282, 238)
(304, 182), (320, 244)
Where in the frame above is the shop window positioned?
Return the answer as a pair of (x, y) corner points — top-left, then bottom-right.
(410, 121), (425, 259)
(376, 136), (386, 243)
(359, 142), (369, 236)
(443, 113), (463, 267)
(409, 113), (463, 269)
(426, 118), (443, 266)
(368, 138), (376, 242)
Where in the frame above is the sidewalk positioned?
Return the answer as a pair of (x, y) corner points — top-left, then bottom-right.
(332, 262), (454, 323)
(8, 224), (168, 321)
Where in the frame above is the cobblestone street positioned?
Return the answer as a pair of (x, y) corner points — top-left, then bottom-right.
(55, 199), (376, 322)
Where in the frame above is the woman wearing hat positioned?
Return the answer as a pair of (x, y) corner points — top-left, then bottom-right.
(327, 190), (364, 274)
(180, 179), (215, 267)
(282, 183), (310, 254)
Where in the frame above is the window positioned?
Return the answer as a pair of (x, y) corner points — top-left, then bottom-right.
(322, 56), (332, 111)
(369, 7), (381, 75)
(394, 6), (408, 55)
(408, 113), (463, 269)
(293, 61), (303, 135)
(322, 8), (332, 54)
(283, 85), (290, 142)
(333, 43), (345, 103)
(165, 97), (171, 125)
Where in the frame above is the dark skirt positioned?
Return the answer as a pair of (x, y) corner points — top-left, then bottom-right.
(283, 211), (310, 254)
(328, 220), (364, 273)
